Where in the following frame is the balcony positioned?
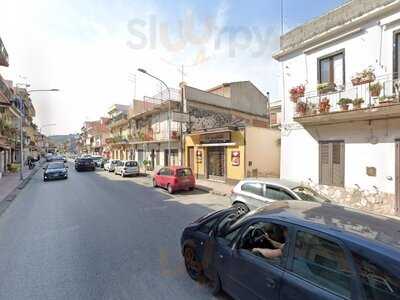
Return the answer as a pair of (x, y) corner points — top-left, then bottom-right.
(0, 74), (12, 103)
(293, 74), (400, 126)
(0, 37), (9, 67)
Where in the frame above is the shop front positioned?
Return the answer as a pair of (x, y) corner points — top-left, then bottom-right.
(185, 127), (245, 183)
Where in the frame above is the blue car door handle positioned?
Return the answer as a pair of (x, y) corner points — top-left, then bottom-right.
(265, 278), (276, 288)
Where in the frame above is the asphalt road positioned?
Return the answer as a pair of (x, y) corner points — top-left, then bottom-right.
(0, 164), (223, 300)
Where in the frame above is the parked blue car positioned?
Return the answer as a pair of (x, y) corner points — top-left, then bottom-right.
(181, 201), (400, 300)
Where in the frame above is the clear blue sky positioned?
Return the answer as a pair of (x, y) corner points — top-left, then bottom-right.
(1, 0), (347, 134)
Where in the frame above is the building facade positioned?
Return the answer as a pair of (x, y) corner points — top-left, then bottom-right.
(273, 0), (400, 215)
(183, 81), (280, 183)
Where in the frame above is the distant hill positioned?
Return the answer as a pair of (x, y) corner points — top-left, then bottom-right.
(48, 134), (78, 145)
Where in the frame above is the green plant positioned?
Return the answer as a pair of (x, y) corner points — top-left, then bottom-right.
(353, 98), (364, 105)
(317, 82), (336, 94)
(369, 82), (382, 97)
(338, 98), (352, 106)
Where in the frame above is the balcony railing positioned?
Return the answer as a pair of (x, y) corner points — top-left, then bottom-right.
(0, 37), (9, 67)
(0, 74), (12, 102)
(294, 74), (400, 123)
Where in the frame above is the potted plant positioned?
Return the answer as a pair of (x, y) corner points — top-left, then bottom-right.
(318, 98), (330, 113)
(306, 102), (318, 115)
(338, 98), (352, 111)
(317, 82), (336, 94)
(352, 98), (364, 109)
(378, 96), (395, 106)
(369, 82), (382, 97)
(289, 84), (305, 103)
(295, 101), (307, 117)
(351, 66), (376, 86)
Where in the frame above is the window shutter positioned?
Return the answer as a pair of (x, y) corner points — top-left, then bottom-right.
(332, 143), (344, 187)
(319, 143), (331, 185)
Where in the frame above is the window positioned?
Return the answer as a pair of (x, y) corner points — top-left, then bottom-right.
(265, 186), (295, 200)
(352, 253), (400, 300)
(176, 168), (192, 177)
(319, 141), (345, 187)
(318, 51), (345, 87)
(395, 32), (400, 80)
(199, 218), (218, 234)
(125, 161), (138, 167)
(159, 168), (168, 175)
(292, 231), (351, 299)
(238, 222), (288, 266)
(241, 182), (264, 197)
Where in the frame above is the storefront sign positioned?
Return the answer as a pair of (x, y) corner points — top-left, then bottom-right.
(231, 151), (240, 166)
(196, 150), (202, 163)
(200, 131), (231, 144)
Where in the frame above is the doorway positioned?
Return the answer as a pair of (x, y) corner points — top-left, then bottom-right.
(188, 147), (194, 171)
(207, 147), (225, 181)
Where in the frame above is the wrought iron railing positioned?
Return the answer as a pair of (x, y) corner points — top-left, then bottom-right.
(0, 37), (9, 67)
(0, 74), (12, 101)
(294, 74), (400, 117)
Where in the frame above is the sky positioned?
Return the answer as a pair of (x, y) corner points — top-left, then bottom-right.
(0, 0), (346, 135)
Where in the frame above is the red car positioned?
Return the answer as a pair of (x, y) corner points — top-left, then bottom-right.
(153, 166), (195, 194)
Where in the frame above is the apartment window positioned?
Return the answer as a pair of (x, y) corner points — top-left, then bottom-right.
(319, 141), (345, 187)
(318, 50), (345, 87)
(394, 32), (400, 80)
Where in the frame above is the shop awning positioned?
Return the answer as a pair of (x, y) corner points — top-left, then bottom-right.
(195, 142), (236, 147)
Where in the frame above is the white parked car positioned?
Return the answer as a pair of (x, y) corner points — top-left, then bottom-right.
(230, 178), (331, 214)
(114, 160), (140, 177)
(104, 159), (120, 172)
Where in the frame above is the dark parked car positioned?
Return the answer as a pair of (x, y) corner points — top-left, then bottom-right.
(43, 162), (68, 181)
(75, 158), (96, 171)
(181, 201), (400, 300)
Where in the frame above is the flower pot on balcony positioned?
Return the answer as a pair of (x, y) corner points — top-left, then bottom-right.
(318, 98), (330, 114)
(295, 101), (307, 117)
(289, 85), (305, 103)
(369, 82), (382, 97)
(339, 104), (349, 111)
(352, 98), (364, 110)
(351, 67), (376, 86)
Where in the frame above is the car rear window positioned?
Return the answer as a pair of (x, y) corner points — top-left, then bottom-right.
(78, 158), (92, 162)
(176, 168), (192, 177)
(125, 161), (138, 167)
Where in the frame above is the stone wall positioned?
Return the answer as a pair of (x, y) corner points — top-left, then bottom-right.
(306, 181), (396, 216)
(280, 0), (396, 51)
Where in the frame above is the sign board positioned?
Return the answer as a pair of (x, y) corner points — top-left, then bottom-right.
(200, 131), (231, 144)
(231, 151), (240, 166)
(171, 111), (189, 123)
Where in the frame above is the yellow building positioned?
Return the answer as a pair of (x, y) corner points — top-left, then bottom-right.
(185, 126), (280, 184)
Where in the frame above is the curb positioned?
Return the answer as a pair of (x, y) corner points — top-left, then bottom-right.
(0, 163), (42, 217)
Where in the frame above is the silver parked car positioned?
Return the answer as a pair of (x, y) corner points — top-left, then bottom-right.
(230, 178), (331, 214)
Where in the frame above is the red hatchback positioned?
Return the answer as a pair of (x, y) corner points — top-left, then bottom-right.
(153, 166), (195, 194)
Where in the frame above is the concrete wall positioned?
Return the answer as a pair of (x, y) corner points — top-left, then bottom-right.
(245, 127), (281, 178)
(184, 82), (268, 118)
(230, 82), (268, 118)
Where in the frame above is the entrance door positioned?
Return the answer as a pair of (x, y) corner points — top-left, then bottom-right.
(164, 150), (169, 167)
(188, 147), (194, 171)
(207, 147), (225, 181)
(396, 141), (400, 214)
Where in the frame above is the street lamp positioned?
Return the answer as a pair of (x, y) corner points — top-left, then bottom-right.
(14, 86), (59, 180)
(137, 68), (172, 166)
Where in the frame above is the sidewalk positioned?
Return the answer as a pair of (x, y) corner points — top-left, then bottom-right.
(195, 178), (235, 196)
(0, 164), (41, 203)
